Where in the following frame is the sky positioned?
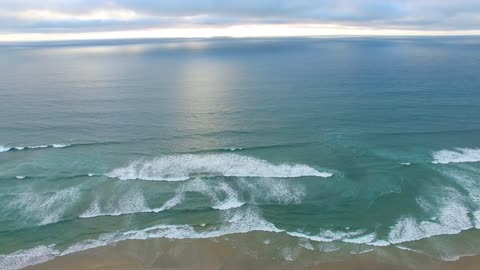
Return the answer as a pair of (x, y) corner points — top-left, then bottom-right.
(1, 0), (480, 41)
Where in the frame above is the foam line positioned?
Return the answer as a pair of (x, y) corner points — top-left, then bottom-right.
(107, 153), (332, 181)
(0, 144), (71, 153)
(432, 148), (480, 164)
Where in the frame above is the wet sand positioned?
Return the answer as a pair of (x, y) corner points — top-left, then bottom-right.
(26, 232), (480, 270)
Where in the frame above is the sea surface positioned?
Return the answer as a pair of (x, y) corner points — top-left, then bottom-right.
(1, 37), (480, 269)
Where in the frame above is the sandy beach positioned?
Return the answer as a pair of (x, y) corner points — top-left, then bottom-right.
(26, 232), (480, 270)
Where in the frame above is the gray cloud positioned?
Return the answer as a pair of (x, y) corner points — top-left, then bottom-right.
(1, 0), (480, 33)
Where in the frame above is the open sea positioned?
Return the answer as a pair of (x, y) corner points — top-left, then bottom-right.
(1, 37), (480, 269)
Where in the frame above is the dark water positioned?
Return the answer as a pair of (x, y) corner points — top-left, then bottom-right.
(1, 37), (480, 269)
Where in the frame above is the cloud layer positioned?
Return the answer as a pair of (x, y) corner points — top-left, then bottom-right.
(0, 1), (480, 40)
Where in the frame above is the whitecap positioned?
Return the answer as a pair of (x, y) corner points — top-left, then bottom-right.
(432, 148), (480, 164)
(389, 189), (473, 244)
(106, 153), (332, 181)
(212, 200), (245, 210)
(5, 201), (472, 270)
(238, 177), (306, 205)
(287, 229), (368, 243)
(52, 144), (68, 148)
(80, 189), (154, 218)
(211, 182), (245, 210)
(0, 144), (71, 153)
(474, 211), (480, 229)
(287, 230), (388, 247)
(0, 245), (59, 270)
(0, 145), (11, 152)
(9, 187), (81, 225)
(76, 207), (281, 258)
(27, 145), (49, 149)
(15, 176), (25, 180)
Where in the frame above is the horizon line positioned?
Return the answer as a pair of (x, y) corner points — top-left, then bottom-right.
(2, 24), (480, 43)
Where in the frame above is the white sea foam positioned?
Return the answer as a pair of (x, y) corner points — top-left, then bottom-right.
(440, 168), (480, 207)
(2, 200), (472, 270)
(84, 172), (305, 219)
(166, 178), (245, 211)
(84, 208), (275, 250)
(400, 162), (411, 166)
(238, 177), (306, 204)
(9, 187), (80, 225)
(287, 229), (369, 244)
(79, 182), (201, 219)
(217, 207), (281, 235)
(64, 208), (281, 263)
(107, 153), (332, 181)
(212, 200), (245, 210)
(176, 176), (304, 211)
(432, 148), (480, 164)
(389, 188), (473, 244)
(80, 189), (156, 218)
(15, 176), (25, 180)
(343, 233), (378, 245)
(0, 144), (71, 153)
(298, 239), (315, 250)
(287, 229), (389, 247)
(211, 183), (245, 210)
(52, 144), (68, 148)
(474, 211), (480, 229)
(436, 168), (480, 229)
(0, 245), (59, 270)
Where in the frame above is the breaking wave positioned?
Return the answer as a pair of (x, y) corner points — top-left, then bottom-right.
(8, 187), (81, 225)
(79, 189), (162, 218)
(1, 207), (280, 270)
(389, 186), (474, 245)
(2, 199), (478, 270)
(0, 144), (71, 153)
(0, 245), (59, 270)
(432, 148), (480, 164)
(107, 153), (332, 181)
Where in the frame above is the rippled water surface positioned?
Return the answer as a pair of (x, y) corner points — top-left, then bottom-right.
(1, 37), (480, 269)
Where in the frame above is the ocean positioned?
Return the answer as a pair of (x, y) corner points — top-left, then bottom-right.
(1, 37), (480, 269)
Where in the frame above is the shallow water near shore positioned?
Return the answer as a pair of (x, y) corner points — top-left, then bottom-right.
(1, 37), (480, 269)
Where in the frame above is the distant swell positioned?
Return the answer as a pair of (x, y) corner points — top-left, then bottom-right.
(0, 144), (71, 153)
(432, 148), (480, 164)
(106, 153), (332, 181)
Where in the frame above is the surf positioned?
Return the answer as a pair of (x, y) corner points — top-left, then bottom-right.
(106, 153), (333, 181)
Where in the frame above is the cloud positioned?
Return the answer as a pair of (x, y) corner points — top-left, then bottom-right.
(3, 9), (140, 22)
(0, 0), (479, 40)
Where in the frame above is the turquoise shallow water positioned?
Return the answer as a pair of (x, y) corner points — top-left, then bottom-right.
(1, 37), (480, 269)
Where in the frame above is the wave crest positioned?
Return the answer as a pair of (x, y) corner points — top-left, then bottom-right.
(0, 144), (71, 153)
(107, 154), (332, 181)
(432, 148), (480, 164)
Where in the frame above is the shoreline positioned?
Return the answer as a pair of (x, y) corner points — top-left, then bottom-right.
(24, 232), (480, 270)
